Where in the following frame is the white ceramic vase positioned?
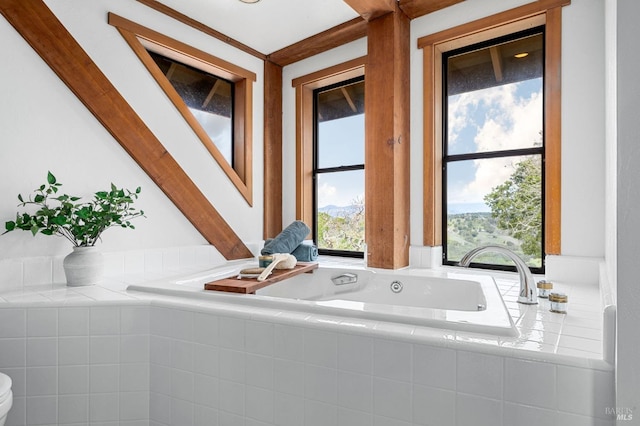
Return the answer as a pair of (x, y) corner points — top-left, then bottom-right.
(63, 246), (104, 286)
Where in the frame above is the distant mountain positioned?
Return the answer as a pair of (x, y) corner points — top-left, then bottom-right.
(319, 203), (489, 216)
(318, 204), (362, 217)
(447, 202), (491, 214)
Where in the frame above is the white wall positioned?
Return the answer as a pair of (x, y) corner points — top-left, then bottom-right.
(605, 0), (617, 300)
(614, 0), (640, 420)
(0, 0), (264, 259)
(281, 0), (607, 261)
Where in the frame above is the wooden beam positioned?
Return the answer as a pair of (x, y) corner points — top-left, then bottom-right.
(365, 5), (411, 269)
(489, 46), (504, 82)
(263, 60), (283, 239)
(165, 62), (177, 80)
(399, 0), (465, 20)
(0, 0), (253, 260)
(340, 86), (358, 113)
(268, 18), (368, 67)
(135, 0), (267, 60)
(343, 0), (396, 21)
(544, 6), (562, 254)
(201, 79), (222, 108)
(422, 44), (442, 246)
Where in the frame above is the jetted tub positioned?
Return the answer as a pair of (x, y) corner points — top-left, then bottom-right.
(133, 264), (518, 337)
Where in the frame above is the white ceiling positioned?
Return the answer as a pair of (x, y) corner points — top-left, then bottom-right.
(156, 0), (360, 54)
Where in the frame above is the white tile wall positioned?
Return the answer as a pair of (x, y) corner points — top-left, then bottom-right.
(0, 295), (615, 426)
(0, 245), (224, 292)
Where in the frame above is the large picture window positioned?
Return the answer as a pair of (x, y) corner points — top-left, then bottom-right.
(419, 1), (566, 273)
(443, 28), (545, 272)
(313, 77), (365, 256)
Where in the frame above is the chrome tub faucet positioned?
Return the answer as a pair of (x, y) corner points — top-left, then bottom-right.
(459, 245), (537, 305)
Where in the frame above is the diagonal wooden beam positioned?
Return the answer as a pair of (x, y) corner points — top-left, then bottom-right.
(0, 0), (253, 260)
(340, 86), (358, 113)
(343, 0), (396, 21)
(202, 79), (222, 108)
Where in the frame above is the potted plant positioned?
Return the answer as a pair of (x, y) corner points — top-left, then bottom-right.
(3, 172), (145, 286)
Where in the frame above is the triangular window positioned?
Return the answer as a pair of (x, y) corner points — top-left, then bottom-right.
(109, 15), (255, 205)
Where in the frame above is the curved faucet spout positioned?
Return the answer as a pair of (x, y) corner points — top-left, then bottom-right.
(459, 245), (537, 305)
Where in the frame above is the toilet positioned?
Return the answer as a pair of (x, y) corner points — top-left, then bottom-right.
(0, 373), (12, 426)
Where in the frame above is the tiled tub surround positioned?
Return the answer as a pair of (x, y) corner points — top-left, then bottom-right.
(0, 250), (615, 426)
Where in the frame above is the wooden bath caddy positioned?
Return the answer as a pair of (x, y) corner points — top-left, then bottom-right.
(204, 262), (318, 294)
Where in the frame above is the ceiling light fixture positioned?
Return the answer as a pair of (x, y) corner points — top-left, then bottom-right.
(238, 0), (260, 3)
(514, 52), (529, 58)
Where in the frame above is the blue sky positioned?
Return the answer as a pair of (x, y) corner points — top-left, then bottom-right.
(316, 114), (365, 208)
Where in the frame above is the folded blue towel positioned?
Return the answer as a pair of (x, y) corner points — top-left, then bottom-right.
(263, 238), (318, 262)
(261, 221), (311, 255)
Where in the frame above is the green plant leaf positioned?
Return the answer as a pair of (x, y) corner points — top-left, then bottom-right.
(17, 194), (23, 203)
(34, 194), (44, 203)
(5, 221), (15, 232)
(47, 171), (56, 185)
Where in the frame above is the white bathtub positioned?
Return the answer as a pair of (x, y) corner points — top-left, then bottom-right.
(255, 267), (517, 336)
(133, 263), (518, 337)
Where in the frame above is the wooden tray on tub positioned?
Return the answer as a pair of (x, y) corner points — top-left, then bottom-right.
(204, 262), (318, 294)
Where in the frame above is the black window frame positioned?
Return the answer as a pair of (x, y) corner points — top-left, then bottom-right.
(442, 26), (546, 275)
(312, 75), (365, 258)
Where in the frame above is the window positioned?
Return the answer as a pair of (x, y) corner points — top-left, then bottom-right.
(313, 77), (365, 256)
(292, 57), (366, 247)
(108, 14), (256, 205)
(147, 51), (235, 165)
(443, 28), (544, 272)
(419, 2), (566, 273)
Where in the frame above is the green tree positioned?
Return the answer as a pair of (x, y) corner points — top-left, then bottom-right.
(484, 157), (542, 258)
(317, 196), (365, 251)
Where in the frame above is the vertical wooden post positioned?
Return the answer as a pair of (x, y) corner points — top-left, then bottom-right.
(544, 6), (562, 255)
(263, 60), (283, 239)
(365, 5), (410, 269)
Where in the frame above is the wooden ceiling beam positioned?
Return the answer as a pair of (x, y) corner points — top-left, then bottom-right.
(267, 17), (368, 67)
(343, 0), (396, 21)
(136, 0), (267, 60)
(398, 0), (465, 20)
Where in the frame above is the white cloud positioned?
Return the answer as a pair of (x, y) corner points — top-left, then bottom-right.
(317, 182), (337, 207)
